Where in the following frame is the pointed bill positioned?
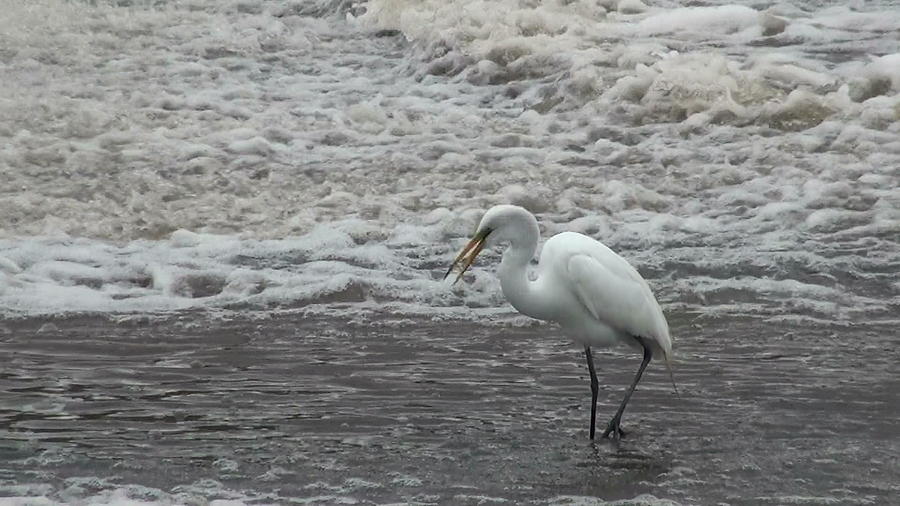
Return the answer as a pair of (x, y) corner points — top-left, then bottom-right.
(444, 231), (488, 284)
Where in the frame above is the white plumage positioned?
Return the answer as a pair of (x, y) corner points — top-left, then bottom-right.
(548, 232), (671, 358)
(446, 204), (674, 439)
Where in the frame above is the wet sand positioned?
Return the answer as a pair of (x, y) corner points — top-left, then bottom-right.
(1, 311), (897, 504)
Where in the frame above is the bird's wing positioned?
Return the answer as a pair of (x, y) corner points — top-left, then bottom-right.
(566, 253), (671, 360)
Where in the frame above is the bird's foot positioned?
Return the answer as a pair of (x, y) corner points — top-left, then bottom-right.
(601, 417), (627, 440)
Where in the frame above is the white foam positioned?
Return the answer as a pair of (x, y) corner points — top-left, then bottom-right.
(634, 6), (760, 37)
(617, 0), (648, 15)
(0, 483), (277, 506)
(865, 53), (900, 91)
(0, 0), (895, 323)
(547, 494), (682, 505)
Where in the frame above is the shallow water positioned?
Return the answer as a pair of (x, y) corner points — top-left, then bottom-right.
(1, 312), (898, 504)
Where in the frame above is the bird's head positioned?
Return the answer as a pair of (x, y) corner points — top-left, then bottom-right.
(444, 205), (538, 284)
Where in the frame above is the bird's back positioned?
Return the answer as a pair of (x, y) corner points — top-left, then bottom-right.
(540, 231), (672, 360)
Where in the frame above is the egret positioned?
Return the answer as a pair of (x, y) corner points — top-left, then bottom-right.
(445, 205), (673, 440)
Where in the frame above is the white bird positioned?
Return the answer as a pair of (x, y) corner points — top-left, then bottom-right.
(445, 205), (674, 440)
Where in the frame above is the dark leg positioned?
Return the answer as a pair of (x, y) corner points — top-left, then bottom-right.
(584, 345), (599, 440)
(602, 340), (653, 440)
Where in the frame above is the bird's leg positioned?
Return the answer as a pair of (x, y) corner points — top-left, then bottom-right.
(583, 345), (599, 440)
(602, 340), (652, 440)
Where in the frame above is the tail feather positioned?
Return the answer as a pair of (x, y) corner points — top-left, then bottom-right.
(665, 356), (680, 397)
(657, 329), (677, 396)
(660, 344), (680, 397)
(644, 334), (680, 397)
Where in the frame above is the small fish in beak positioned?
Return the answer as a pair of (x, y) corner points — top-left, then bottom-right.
(444, 229), (490, 284)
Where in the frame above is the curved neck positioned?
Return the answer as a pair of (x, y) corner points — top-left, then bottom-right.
(498, 235), (554, 322)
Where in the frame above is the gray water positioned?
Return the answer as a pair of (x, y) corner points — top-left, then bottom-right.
(2, 311), (897, 504)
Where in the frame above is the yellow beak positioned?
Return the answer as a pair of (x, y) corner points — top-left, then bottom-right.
(444, 232), (488, 285)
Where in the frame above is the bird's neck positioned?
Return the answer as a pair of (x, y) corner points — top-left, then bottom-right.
(498, 240), (554, 322)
